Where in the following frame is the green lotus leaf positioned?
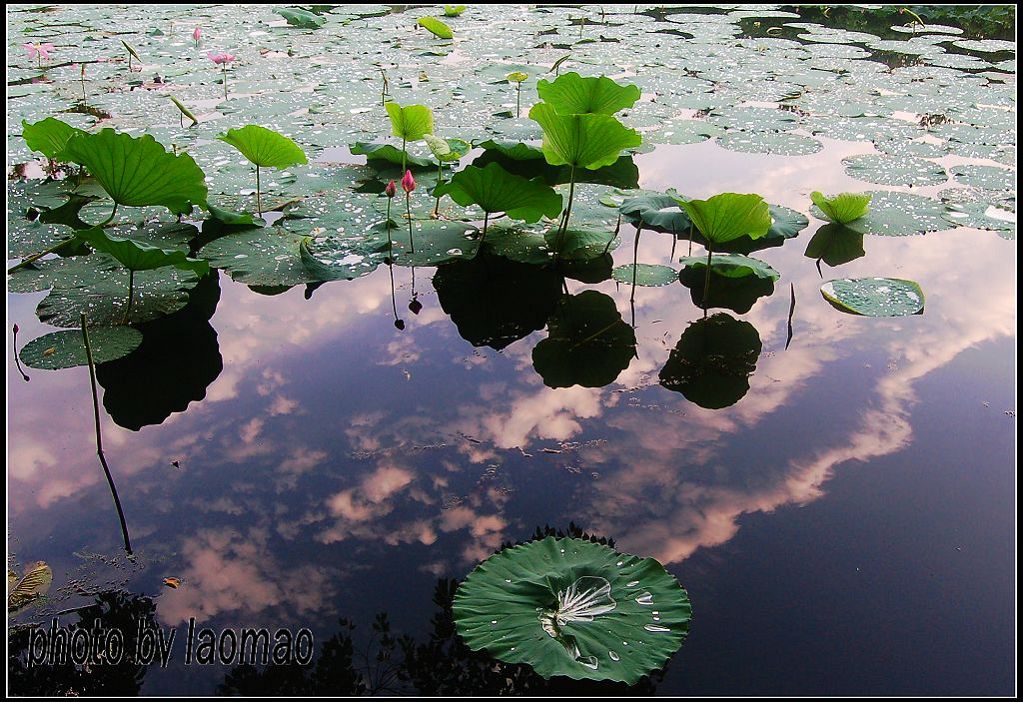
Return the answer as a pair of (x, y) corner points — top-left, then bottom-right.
(506, 71), (528, 83)
(678, 193), (772, 245)
(810, 191), (872, 224)
(660, 313), (762, 409)
(474, 142), (640, 189)
(205, 202), (263, 227)
(423, 134), (471, 162)
(350, 142), (434, 169)
(619, 194), (691, 234)
(418, 16), (453, 39)
(677, 253), (779, 281)
(61, 129), (207, 215)
(444, 5), (466, 17)
(168, 95), (199, 126)
(529, 103), (642, 171)
(274, 7), (325, 28)
(76, 227), (209, 277)
(435, 163), (563, 223)
(120, 39), (141, 61)
(386, 103), (435, 142)
(546, 228), (619, 261)
(219, 125), (308, 170)
(22, 118), (86, 160)
(532, 291), (636, 389)
(612, 263), (678, 287)
(19, 327), (143, 370)
(364, 220), (480, 267)
(816, 191), (951, 237)
(821, 277), (925, 317)
(475, 139), (545, 161)
(199, 228), (326, 287)
(536, 72), (641, 115)
(453, 536), (691, 684)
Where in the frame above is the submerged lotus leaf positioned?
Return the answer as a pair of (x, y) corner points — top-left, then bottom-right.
(619, 194), (691, 234)
(61, 129), (207, 215)
(218, 125), (308, 170)
(530, 103), (642, 171)
(678, 253), (779, 281)
(842, 154), (947, 187)
(817, 191), (951, 237)
(19, 327), (143, 370)
(536, 72), (641, 115)
(532, 291), (636, 389)
(810, 191), (872, 225)
(659, 313), (762, 409)
(22, 117), (86, 160)
(821, 278), (925, 317)
(36, 255), (200, 328)
(386, 103), (434, 142)
(716, 131), (822, 156)
(679, 193), (772, 245)
(435, 163), (563, 222)
(612, 263), (677, 287)
(453, 536), (691, 684)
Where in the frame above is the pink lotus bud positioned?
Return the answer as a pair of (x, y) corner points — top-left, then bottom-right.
(13, 324), (19, 334)
(401, 169), (416, 193)
(385, 180), (397, 198)
(193, 26), (202, 43)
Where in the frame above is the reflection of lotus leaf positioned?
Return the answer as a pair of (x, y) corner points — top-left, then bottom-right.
(659, 313), (762, 409)
(453, 536), (691, 684)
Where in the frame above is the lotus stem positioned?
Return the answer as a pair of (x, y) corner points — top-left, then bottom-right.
(434, 161), (443, 217)
(123, 269), (135, 325)
(385, 198), (394, 258)
(785, 282), (796, 350)
(556, 165), (577, 254)
(100, 202), (118, 228)
(401, 137), (407, 173)
(702, 241), (713, 314)
(8, 236), (78, 273)
(688, 224), (693, 256)
(405, 192), (415, 253)
(12, 324), (30, 382)
(256, 165), (262, 216)
(80, 66), (87, 105)
(81, 313), (133, 556)
(482, 211), (489, 243)
(630, 224), (642, 304)
(223, 63), (228, 100)
(516, 82), (521, 118)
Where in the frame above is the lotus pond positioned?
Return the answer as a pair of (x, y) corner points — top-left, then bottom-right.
(6, 3), (1016, 696)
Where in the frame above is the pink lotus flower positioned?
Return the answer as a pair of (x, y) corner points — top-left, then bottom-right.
(24, 42), (55, 62)
(207, 51), (235, 65)
(401, 169), (416, 193)
(385, 180), (397, 198)
(193, 26), (202, 45)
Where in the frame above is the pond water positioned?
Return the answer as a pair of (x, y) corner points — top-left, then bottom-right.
(7, 4), (1016, 696)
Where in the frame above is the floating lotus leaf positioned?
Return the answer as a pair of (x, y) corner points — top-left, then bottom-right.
(842, 153), (947, 187)
(536, 72), (641, 115)
(453, 536), (691, 684)
(199, 228), (322, 287)
(707, 105), (798, 132)
(942, 202), (1016, 233)
(22, 117), (85, 160)
(19, 327), (143, 370)
(619, 194), (691, 234)
(950, 164), (1014, 191)
(218, 125), (308, 170)
(816, 190), (951, 237)
(61, 129), (207, 215)
(483, 226), (556, 265)
(418, 16), (454, 39)
(350, 142), (434, 169)
(386, 103), (434, 142)
(821, 278), (925, 317)
(365, 220), (480, 267)
(659, 313), (762, 409)
(678, 253), (779, 281)
(715, 131), (822, 156)
(530, 103), (642, 171)
(810, 191), (871, 225)
(532, 291), (636, 389)
(546, 229), (619, 261)
(435, 163), (563, 223)
(612, 263), (677, 287)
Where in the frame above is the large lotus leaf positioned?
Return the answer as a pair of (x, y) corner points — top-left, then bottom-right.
(386, 103), (434, 142)
(612, 264), (678, 287)
(61, 129), (207, 215)
(473, 144), (640, 189)
(475, 139), (545, 161)
(436, 163), (563, 222)
(453, 536), (690, 684)
(530, 103), (642, 171)
(619, 194), (691, 234)
(842, 154), (947, 187)
(821, 278), (925, 317)
(418, 16), (453, 39)
(364, 220), (480, 267)
(298, 237), (381, 282)
(349, 142), (434, 169)
(218, 125), (308, 170)
(22, 118), (86, 160)
(77, 227), (209, 276)
(821, 191), (951, 237)
(715, 131), (822, 156)
(433, 253), (563, 350)
(536, 72), (641, 115)
(275, 7), (325, 28)
(199, 228), (321, 287)
(36, 256), (200, 328)
(483, 226), (556, 265)
(804, 224), (866, 268)
(659, 313), (762, 410)
(810, 191), (871, 224)
(532, 291), (636, 389)
(679, 193), (772, 245)
(678, 253), (779, 281)
(19, 327), (143, 370)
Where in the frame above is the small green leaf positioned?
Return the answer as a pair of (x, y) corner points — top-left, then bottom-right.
(506, 71), (528, 83)
(443, 5), (466, 17)
(529, 102), (641, 170)
(22, 118), (85, 160)
(678, 193), (772, 245)
(385, 103), (434, 141)
(423, 134), (470, 162)
(19, 327), (143, 370)
(219, 125), (308, 170)
(435, 163), (563, 222)
(120, 39), (141, 61)
(77, 227), (210, 276)
(536, 72), (641, 115)
(62, 129), (207, 215)
(169, 95), (199, 126)
(417, 16), (453, 39)
(275, 7), (326, 28)
(810, 191), (872, 224)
